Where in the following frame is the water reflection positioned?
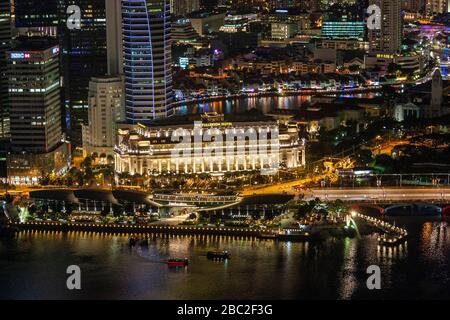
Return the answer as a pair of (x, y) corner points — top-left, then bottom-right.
(175, 95), (313, 115)
(174, 92), (380, 116)
(1, 219), (450, 299)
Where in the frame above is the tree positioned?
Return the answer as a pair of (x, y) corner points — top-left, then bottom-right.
(373, 154), (396, 174)
(81, 156), (93, 169)
(188, 213), (197, 220)
(328, 200), (348, 219)
(106, 154), (115, 165)
(387, 63), (401, 75)
(101, 205), (111, 216)
(112, 205), (124, 217)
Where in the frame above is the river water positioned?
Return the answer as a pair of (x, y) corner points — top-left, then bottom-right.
(175, 92), (380, 115)
(1, 217), (449, 300)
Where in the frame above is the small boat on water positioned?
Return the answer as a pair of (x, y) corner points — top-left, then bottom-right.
(167, 258), (189, 268)
(207, 250), (231, 260)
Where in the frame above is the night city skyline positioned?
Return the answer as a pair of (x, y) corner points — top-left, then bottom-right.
(0, 0), (450, 306)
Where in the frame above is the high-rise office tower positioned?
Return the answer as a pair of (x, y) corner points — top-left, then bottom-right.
(426, 0), (449, 15)
(402, 0), (424, 13)
(0, 1), (11, 139)
(268, 0), (297, 10)
(14, 0), (108, 147)
(14, 0), (59, 36)
(59, 0), (107, 147)
(82, 76), (124, 157)
(368, 0), (403, 54)
(322, 2), (366, 41)
(200, 0), (220, 11)
(6, 39), (71, 184)
(170, 0), (200, 17)
(7, 39), (62, 153)
(122, 0), (174, 123)
(107, 0), (124, 76)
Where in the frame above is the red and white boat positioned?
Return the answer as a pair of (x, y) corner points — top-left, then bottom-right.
(167, 258), (189, 267)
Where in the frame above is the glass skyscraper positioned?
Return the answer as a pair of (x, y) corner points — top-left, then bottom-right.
(0, 1), (11, 139)
(14, 0), (59, 36)
(59, 0), (107, 147)
(14, 0), (107, 147)
(7, 39), (62, 153)
(122, 0), (174, 124)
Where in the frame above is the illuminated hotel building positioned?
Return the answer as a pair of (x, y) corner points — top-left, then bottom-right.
(6, 39), (70, 184)
(115, 114), (306, 175)
(82, 76), (125, 157)
(122, 0), (174, 124)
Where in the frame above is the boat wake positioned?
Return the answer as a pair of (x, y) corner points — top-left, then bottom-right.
(132, 245), (165, 264)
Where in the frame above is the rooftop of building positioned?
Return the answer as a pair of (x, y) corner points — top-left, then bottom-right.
(334, 96), (385, 105)
(268, 8), (308, 15)
(11, 36), (58, 51)
(189, 10), (226, 19)
(91, 75), (123, 82)
(291, 102), (364, 121)
(122, 109), (276, 129)
(409, 79), (450, 94)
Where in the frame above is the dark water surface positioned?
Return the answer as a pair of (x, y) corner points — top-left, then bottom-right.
(1, 217), (449, 300)
(175, 92), (380, 115)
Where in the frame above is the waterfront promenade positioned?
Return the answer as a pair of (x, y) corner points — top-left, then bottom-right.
(10, 221), (265, 238)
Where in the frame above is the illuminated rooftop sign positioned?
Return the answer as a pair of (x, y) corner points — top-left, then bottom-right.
(10, 52), (30, 60)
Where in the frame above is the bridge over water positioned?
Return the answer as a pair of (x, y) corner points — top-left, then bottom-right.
(302, 187), (450, 216)
(303, 187), (450, 203)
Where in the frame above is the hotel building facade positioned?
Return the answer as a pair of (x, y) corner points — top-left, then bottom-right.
(115, 114), (306, 175)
